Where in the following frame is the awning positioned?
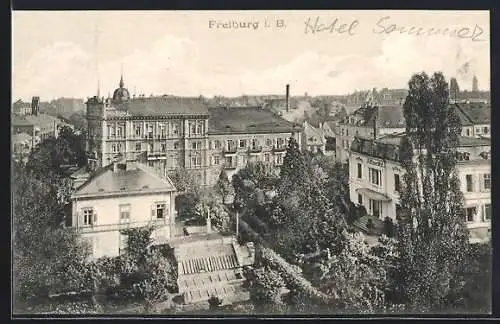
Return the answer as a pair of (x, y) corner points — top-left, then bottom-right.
(356, 188), (391, 202)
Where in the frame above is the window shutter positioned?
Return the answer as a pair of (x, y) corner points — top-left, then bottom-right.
(93, 212), (97, 225)
(151, 204), (156, 219)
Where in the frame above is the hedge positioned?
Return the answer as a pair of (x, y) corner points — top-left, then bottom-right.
(238, 219), (334, 306)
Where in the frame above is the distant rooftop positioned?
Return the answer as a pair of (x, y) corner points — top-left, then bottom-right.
(111, 96), (209, 117)
(207, 106), (299, 135)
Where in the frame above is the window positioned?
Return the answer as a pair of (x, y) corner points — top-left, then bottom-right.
(117, 127), (122, 138)
(465, 207), (476, 222)
(276, 138), (285, 148)
(135, 125), (141, 137)
(172, 124), (179, 136)
(227, 140), (235, 150)
(357, 163), (362, 179)
(484, 204), (491, 221)
(191, 123), (197, 134)
(394, 174), (401, 192)
(358, 194), (363, 205)
(148, 143), (153, 152)
(225, 156), (234, 167)
(148, 161), (154, 167)
(214, 140), (221, 149)
(466, 174), (473, 192)
(110, 127), (116, 137)
(82, 208), (94, 226)
(483, 174), (491, 191)
(119, 234), (127, 254)
(369, 168), (381, 186)
(239, 140), (247, 148)
(239, 155), (247, 166)
(264, 153), (270, 162)
(266, 139), (273, 147)
(213, 155), (220, 165)
(346, 129), (349, 136)
(160, 126), (166, 138)
(483, 127), (489, 134)
(135, 143), (141, 151)
(192, 154), (202, 167)
(192, 141), (202, 150)
(112, 144), (117, 153)
(475, 128), (481, 133)
(174, 141), (180, 150)
(341, 128), (345, 136)
(466, 128), (470, 136)
(148, 127), (153, 138)
(276, 154), (283, 165)
(153, 203), (167, 219)
(119, 204), (131, 221)
(161, 144), (166, 152)
(370, 199), (381, 218)
(251, 139), (259, 149)
(196, 123), (203, 134)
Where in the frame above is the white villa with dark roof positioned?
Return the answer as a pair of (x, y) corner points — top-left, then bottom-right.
(349, 134), (491, 243)
(69, 159), (177, 259)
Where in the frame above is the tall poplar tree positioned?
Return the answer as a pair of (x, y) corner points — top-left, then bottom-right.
(396, 72), (469, 311)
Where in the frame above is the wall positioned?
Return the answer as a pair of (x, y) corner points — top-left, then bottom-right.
(72, 191), (176, 259)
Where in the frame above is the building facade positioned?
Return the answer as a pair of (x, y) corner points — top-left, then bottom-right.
(86, 77), (301, 186)
(69, 159), (177, 259)
(349, 134), (491, 243)
(206, 106), (301, 183)
(301, 121), (325, 154)
(335, 104), (406, 163)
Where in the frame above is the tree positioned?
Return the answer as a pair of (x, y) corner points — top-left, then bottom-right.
(194, 191), (233, 233)
(449, 77), (460, 101)
(232, 161), (278, 211)
(214, 169), (233, 204)
(25, 126), (87, 178)
(397, 72), (469, 311)
(316, 232), (387, 313)
(247, 266), (288, 313)
(12, 166), (90, 308)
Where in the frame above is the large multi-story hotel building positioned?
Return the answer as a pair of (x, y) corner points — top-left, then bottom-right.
(86, 76), (302, 186)
(349, 133), (491, 243)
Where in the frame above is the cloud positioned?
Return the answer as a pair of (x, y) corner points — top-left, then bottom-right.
(12, 33), (490, 101)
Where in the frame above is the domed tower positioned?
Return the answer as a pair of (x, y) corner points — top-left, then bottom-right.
(112, 74), (130, 103)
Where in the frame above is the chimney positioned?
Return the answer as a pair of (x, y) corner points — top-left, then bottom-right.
(285, 84), (290, 113)
(31, 96), (40, 116)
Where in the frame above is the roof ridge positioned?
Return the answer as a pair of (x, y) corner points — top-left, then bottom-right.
(136, 163), (177, 191)
(73, 163), (114, 195)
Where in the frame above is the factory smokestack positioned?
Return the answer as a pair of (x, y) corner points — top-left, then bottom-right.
(31, 96), (40, 116)
(285, 84), (290, 113)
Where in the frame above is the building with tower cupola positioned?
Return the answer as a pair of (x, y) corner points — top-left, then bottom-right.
(85, 75), (302, 186)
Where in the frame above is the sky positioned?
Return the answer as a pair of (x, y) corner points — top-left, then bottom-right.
(12, 10), (490, 101)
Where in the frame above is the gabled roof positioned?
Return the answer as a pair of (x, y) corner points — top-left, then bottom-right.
(112, 96), (208, 117)
(207, 106), (299, 135)
(453, 102), (490, 125)
(72, 162), (176, 198)
(303, 121), (325, 144)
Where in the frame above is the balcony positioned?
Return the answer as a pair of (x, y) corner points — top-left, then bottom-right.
(224, 163), (238, 170)
(73, 219), (170, 234)
(147, 151), (168, 160)
(273, 146), (287, 153)
(223, 147), (238, 155)
(249, 146), (262, 154)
